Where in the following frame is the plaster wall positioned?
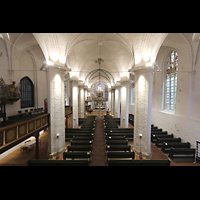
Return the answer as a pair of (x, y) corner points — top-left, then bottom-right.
(152, 41), (200, 148)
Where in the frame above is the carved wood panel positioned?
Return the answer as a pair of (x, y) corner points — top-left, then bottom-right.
(0, 131), (3, 146)
(42, 117), (46, 126)
(28, 121), (35, 132)
(18, 123), (27, 137)
(36, 119), (41, 129)
(5, 127), (17, 143)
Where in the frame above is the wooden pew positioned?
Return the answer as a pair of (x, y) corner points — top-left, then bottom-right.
(28, 159), (90, 166)
(151, 128), (163, 132)
(155, 137), (181, 148)
(108, 159), (170, 166)
(68, 145), (93, 152)
(107, 151), (135, 160)
(66, 127), (95, 132)
(105, 128), (133, 133)
(63, 151), (91, 160)
(161, 142), (191, 153)
(70, 140), (93, 146)
(65, 133), (94, 142)
(168, 148), (195, 162)
(151, 134), (174, 143)
(65, 129), (94, 133)
(104, 125), (118, 128)
(72, 136), (94, 140)
(106, 140), (128, 145)
(151, 131), (168, 135)
(105, 136), (126, 140)
(105, 132), (133, 138)
(106, 145), (131, 152)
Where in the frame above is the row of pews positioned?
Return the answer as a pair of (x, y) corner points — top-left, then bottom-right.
(104, 115), (134, 166)
(28, 115), (97, 166)
(64, 116), (97, 165)
(151, 124), (196, 162)
(104, 115), (170, 166)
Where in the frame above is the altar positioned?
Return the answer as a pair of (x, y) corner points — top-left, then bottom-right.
(94, 90), (106, 110)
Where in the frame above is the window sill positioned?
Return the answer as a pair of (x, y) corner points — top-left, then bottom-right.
(160, 109), (175, 115)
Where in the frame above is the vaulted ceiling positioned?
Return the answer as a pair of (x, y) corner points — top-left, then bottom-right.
(32, 33), (169, 87)
(1, 33), (195, 88)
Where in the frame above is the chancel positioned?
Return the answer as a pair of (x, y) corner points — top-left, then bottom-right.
(0, 33), (200, 166)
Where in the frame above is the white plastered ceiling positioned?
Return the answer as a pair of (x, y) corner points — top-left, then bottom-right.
(4, 33), (196, 88)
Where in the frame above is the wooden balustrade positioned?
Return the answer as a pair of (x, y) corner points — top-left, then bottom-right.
(0, 113), (49, 154)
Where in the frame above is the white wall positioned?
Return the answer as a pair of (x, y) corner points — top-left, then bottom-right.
(0, 37), (47, 118)
(151, 34), (200, 148)
(152, 110), (200, 148)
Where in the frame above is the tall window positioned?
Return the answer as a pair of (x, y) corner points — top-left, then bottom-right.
(20, 76), (34, 108)
(131, 86), (135, 105)
(165, 50), (178, 110)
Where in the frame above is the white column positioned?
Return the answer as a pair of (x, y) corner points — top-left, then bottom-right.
(133, 67), (153, 159)
(79, 84), (85, 118)
(84, 86), (88, 114)
(120, 81), (129, 128)
(65, 73), (70, 106)
(108, 88), (112, 112)
(71, 79), (79, 128)
(85, 87), (88, 100)
(115, 85), (121, 118)
(47, 66), (65, 159)
(111, 87), (115, 115)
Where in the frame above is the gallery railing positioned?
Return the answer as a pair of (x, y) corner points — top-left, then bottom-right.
(0, 113), (49, 154)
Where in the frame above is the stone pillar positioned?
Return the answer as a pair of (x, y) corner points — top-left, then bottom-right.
(79, 84), (85, 118)
(84, 87), (88, 100)
(120, 81), (130, 128)
(111, 87), (115, 115)
(115, 85), (121, 118)
(84, 86), (88, 114)
(65, 73), (70, 106)
(47, 66), (65, 159)
(71, 79), (79, 128)
(133, 67), (153, 159)
(108, 88), (112, 113)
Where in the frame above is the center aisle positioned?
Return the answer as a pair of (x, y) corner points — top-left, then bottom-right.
(91, 118), (107, 166)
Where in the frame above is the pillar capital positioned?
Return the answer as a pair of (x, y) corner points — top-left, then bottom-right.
(133, 66), (154, 75)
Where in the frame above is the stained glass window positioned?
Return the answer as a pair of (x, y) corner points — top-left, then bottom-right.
(20, 76), (34, 108)
(165, 51), (178, 110)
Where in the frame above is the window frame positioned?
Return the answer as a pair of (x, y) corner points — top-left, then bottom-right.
(20, 76), (34, 109)
(164, 50), (178, 111)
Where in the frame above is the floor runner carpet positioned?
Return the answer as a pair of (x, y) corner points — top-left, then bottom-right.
(91, 118), (107, 166)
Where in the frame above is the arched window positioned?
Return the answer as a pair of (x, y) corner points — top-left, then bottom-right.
(20, 76), (34, 108)
(165, 50), (178, 110)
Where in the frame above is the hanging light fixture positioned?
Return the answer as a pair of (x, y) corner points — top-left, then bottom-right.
(95, 42), (104, 90)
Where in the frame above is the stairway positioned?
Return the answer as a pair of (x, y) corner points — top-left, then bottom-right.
(91, 118), (107, 166)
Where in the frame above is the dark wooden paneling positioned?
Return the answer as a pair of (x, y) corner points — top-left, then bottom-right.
(0, 114), (49, 154)
(28, 121), (35, 132)
(5, 127), (17, 143)
(36, 119), (41, 129)
(0, 131), (3, 146)
(18, 123), (27, 137)
(42, 117), (46, 126)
